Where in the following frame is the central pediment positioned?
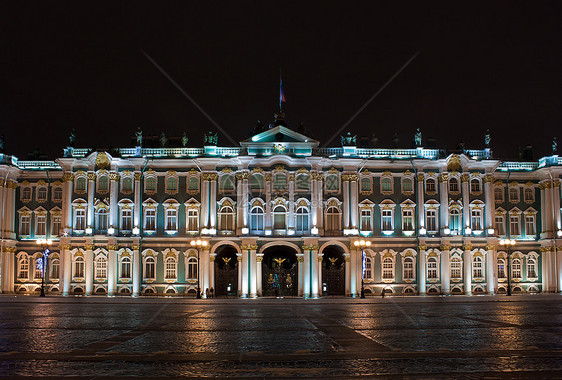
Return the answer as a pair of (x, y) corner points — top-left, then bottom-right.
(240, 125), (319, 156)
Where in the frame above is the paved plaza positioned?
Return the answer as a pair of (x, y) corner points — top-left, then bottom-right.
(0, 295), (561, 378)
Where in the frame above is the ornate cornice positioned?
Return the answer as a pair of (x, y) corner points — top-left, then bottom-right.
(485, 245), (496, 251)
(107, 245), (119, 251)
(202, 173), (218, 181)
(440, 245), (451, 251)
(483, 174), (494, 184)
(87, 172), (96, 181)
(84, 244), (95, 251)
(63, 173), (74, 182)
(418, 245), (427, 251)
(462, 244), (473, 251)
(134, 172), (142, 181)
(461, 174), (470, 183)
(109, 172), (120, 181)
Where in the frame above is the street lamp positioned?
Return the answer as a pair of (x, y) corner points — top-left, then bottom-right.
(190, 239), (208, 299)
(354, 239), (371, 298)
(499, 238), (516, 296)
(35, 238), (53, 297)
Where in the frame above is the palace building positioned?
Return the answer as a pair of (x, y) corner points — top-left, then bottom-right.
(0, 114), (561, 298)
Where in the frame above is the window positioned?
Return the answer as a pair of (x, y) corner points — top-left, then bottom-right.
(75, 209), (86, 231)
(120, 257), (132, 279)
(296, 174), (309, 190)
(426, 209), (438, 233)
(360, 209), (372, 231)
(188, 177), (199, 192)
(121, 209), (132, 231)
(187, 209), (199, 232)
(382, 209), (393, 231)
(166, 177), (178, 193)
(325, 174), (339, 191)
(381, 177), (392, 193)
(524, 188), (534, 203)
(402, 209), (414, 231)
(37, 187), (47, 202)
(122, 177), (133, 193)
(449, 178), (459, 193)
(470, 209), (482, 231)
(364, 256), (372, 279)
(527, 258), (537, 278)
(326, 206), (341, 233)
(250, 206), (264, 232)
(145, 208), (156, 231)
(95, 256), (107, 279)
(51, 214), (61, 237)
(273, 173), (287, 191)
(36, 214), (46, 236)
(98, 176), (109, 192)
(219, 175), (234, 191)
(75, 177), (87, 192)
(273, 205), (286, 230)
(20, 214), (31, 235)
(53, 187), (62, 201)
(360, 177), (371, 192)
(74, 256), (85, 278)
(494, 187), (504, 203)
(18, 256), (29, 279)
(425, 178), (436, 193)
(495, 215), (505, 235)
(509, 188), (519, 203)
(525, 215), (536, 236)
(145, 177), (157, 192)
(473, 256), (483, 278)
(295, 206), (309, 234)
(403, 257), (414, 280)
(50, 258), (60, 279)
(34, 257), (42, 279)
(165, 209), (178, 231)
(144, 256), (156, 280)
(218, 205), (235, 231)
(510, 214), (520, 236)
(187, 257), (198, 280)
(22, 187), (32, 201)
(497, 259), (506, 279)
(402, 178), (413, 193)
(164, 257), (177, 280)
(512, 258), (522, 279)
(427, 257), (438, 279)
(449, 208), (461, 233)
(96, 209), (108, 232)
(451, 257), (462, 278)
(470, 179), (481, 193)
(250, 174), (264, 192)
(382, 257), (394, 280)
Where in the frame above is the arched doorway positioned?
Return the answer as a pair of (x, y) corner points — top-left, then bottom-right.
(215, 245), (238, 297)
(322, 245), (345, 296)
(262, 245), (298, 297)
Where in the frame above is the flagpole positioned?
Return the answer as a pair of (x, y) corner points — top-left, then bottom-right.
(279, 69), (282, 113)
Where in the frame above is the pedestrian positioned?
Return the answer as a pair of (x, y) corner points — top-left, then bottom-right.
(205, 288), (210, 299)
(210, 287), (214, 298)
(381, 289), (385, 298)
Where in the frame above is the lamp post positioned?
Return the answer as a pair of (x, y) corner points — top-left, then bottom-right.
(190, 239), (208, 299)
(354, 239), (371, 298)
(35, 238), (53, 297)
(499, 239), (516, 296)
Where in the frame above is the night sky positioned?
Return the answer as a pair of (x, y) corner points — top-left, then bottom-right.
(1, 2), (561, 160)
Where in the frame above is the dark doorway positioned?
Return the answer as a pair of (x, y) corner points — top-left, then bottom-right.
(322, 245), (345, 296)
(215, 245), (238, 297)
(262, 245), (298, 297)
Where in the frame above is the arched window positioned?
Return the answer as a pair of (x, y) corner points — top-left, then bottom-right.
(164, 257), (177, 280)
(37, 187), (47, 201)
(95, 256), (107, 279)
(381, 177), (392, 193)
(273, 173), (287, 191)
(96, 208), (108, 232)
(470, 209), (482, 231)
(250, 206), (264, 232)
(449, 178), (459, 193)
(326, 206), (341, 233)
(53, 187), (63, 201)
(144, 256), (156, 280)
(402, 178), (413, 193)
(427, 257), (438, 279)
(98, 176), (109, 192)
(219, 175), (234, 191)
(524, 188), (534, 202)
(296, 173), (309, 191)
(145, 177), (157, 192)
(470, 179), (481, 193)
(74, 256), (85, 278)
(403, 257), (414, 280)
(250, 174), (264, 191)
(218, 204), (235, 231)
(425, 178), (436, 193)
(122, 177), (133, 193)
(512, 258), (522, 279)
(449, 208), (461, 233)
(75, 177), (87, 192)
(325, 174), (339, 191)
(273, 205), (286, 230)
(50, 258), (60, 279)
(188, 177), (199, 192)
(382, 257), (394, 280)
(527, 257), (537, 278)
(360, 177), (371, 192)
(451, 257), (462, 278)
(74, 209), (86, 230)
(22, 187), (32, 201)
(497, 258), (506, 278)
(295, 206), (309, 234)
(494, 187), (504, 203)
(364, 256), (372, 279)
(18, 256), (29, 279)
(509, 187), (519, 203)
(34, 257), (43, 279)
(187, 257), (198, 280)
(120, 257), (132, 279)
(472, 256), (483, 278)
(166, 177), (178, 193)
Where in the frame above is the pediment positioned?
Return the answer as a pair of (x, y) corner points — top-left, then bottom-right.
(241, 126), (318, 146)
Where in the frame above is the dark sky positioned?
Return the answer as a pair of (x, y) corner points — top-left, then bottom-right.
(1, 2), (561, 160)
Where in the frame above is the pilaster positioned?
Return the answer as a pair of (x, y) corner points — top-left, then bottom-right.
(463, 244), (472, 295)
(440, 244), (450, 295)
(418, 245), (426, 295)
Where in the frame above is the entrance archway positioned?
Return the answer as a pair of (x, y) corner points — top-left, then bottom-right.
(214, 245), (238, 297)
(262, 245), (298, 297)
(321, 245), (345, 296)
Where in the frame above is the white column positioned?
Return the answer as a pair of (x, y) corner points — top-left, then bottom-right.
(440, 246), (450, 295)
(257, 254), (263, 296)
(107, 246), (117, 296)
(318, 254), (323, 296)
(250, 249), (257, 297)
(1, 247), (15, 293)
(200, 248), (210, 297)
(350, 175), (358, 230)
(541, 248), (549, 292)
(344, 253), (351, 296)
(553, 181), (561, 231)
(439, 174), (448, 232)
(242, 174), (249, 230)
(484, 175), (495, 233)
(109, 172), (119, 231)
(288, 175), (295, 233)
(236, 173), (244, 234)
(540, 184), (547, 236)
(311, 173), (318, 229)
(237, 254), (242, 296)
(209, 253), (216, 292)
(201, 177), (209, 228)
(417, 173), (425, 229)
(7, 182), (16, 236)
(303, 246), (311, 297)
(265, 174), (272, 232)
(311, 248), (319, 298)
(461, 174), (470, 231)
(418, 246), (426, 295)
(62, 173), (74, 234)
(486, 246), (495, 295)
(87, 172), (95, 231)
(132, 245), (141, 297)
(350, 248), (357, 296)
(463, 245), (472, 295)
(241, 247), (249, 297)
(84, 245), (93, 295)
(133, 172), (141, 229)
(317, 177), (324, 232)
(62, 244), (72, 296)
(343, 176), (350, 229)
(209, 175), (217, 230)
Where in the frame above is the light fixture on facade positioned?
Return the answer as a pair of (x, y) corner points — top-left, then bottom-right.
(487, 228), (495, 235)
(443, 228), (451, 235)
(419, 227), (426, 235)
(354, 240), (371, 247)
(465, 227), (472, 235)
(132, 227), (140, 235)
(557, 230), (562, 237)
(241, 227), (249, 235)
(287, 229), (295, 236)
(107, 227), (115, 235)
(85, 227), (93, 235)
(311, 227), (319, 235)
(265, 230), (272, 236)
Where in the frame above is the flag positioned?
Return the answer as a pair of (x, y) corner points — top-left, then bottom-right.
(279, 72), (285, 111)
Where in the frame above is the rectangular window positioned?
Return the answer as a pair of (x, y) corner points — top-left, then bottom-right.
(382, 259), (393, 279)
(121, 209), (132, 231)
(494, 188), (504, 203)
(120, 259), (131, 279)
(449, 210), (461, 233)
(75, 209), (86, 231)
(382, 209), (393, 231)
(425, 179), (436, 193)
(360, 209), (372, 231)
(53, 187), (63, 202)
(52, 215), (62, 237)
(402, 178), (413, 193)
(451, 259), (462, 278)
(96, 211), (108, 232)
(145, 209), (156, 231)
(497, 261), (506, 278)
(403, 259), (414, 280)
(20, 215), (31, 235)
(325, 175), (339, 191)
(509, 188), (519, 203)
(36, 215), (46, 236)
(512, 260), (522, 279)
(187, 209), (199, 231)
(495, 215), (505, 235)
(166, 209), (177, 231)
(145, 177), (157, 192)
(426, 209), (438, 233)
(273, 174), (287, 191)
(473, 258), (483, 278)
(381, 177), (393, 193)
(402, 209), (414, 231)
(527, 260), (537, 278)
(525, 215), (535, 236)
(364, 257), (372, 279)
(296, 174), (309, 190)
(510, 215), (520, 236)
(188, 177), (199, 192)
(360, 177), (371, 192)
(470, 210), (482, 231)
(427, 259), (438, 279)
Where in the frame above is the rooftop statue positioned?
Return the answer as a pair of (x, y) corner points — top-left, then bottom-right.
(341, 132), (357, 147)
(414, 128), (422, 147)
(553, 137), (558, 154)
(0, 135), (4, 153)
(205, 131), (218, 146)
(69, 129), (76, 147)
(135, 127), (143, 146)
(181, 132), (189, 147)
(485, 129), (491, 148)
(159, 132), (167, 147)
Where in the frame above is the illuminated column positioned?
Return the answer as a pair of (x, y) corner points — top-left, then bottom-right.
(342, 175), (350, 229)
(109, 172), (119, 231)
(439, 174), (448, 232)
(3, 181), (16, 236)
(256, 254), (263, 296)
(544, 182), (553, 236)
(416, 173), (425, 229)
(297, 254), (304, 296)
(350, 248), (357, 297)
(344, 253), (351, 296)
(418, 245), (426, 295)
(1, 247), (15, 293)
(264, 173), (272, 231)
(242, 173), (249, 230)
(553, 181), (561, 231)
(303, 245), (311, 297)
(62, 173), (74, 234)
(240, 245), (249, 298)
(461, 174), (470, 231)
(318, 253), (323, 295)
(440, 245), (450, 295)
(84, 244), (94, 296)
(87, 172), (95, 230)
(236, 173), (244, 234)
(311, 246), (319, 298)
(107, 245), (117, 296)
(237, 254), (242, 296)
(350, 174), (358, 230)
(311, 173), (318, 230)
(484, 175), (495, 232)
(317, 175), (324, 232)
(463, 245), (472, 295)
(201, 175), (209, 228)
(249, 246), (257, 298)
(209, 253), (215, 292)
(62, 243), (72, 296)
(486, 245), (495, 295)
(133, 172), (141, 229)
(209, 174), (218, 230)
(540, 182), (547, 236)
(288, 174), (295, 233)
(132, 243), (141, 297)
(201, 248), (210, 297)
(541, 247), (549, 292)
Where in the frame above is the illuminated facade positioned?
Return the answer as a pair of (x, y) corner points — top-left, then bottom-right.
(1, 116), (561, 297)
